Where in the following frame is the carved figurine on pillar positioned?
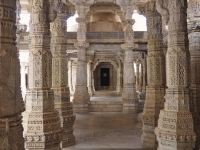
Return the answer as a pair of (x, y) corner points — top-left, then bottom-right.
(137, 0), (166, 147)
(51, 1), (76, 148)
(155, 0), (200, 149)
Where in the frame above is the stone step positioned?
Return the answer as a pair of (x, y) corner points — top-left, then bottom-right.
(89, 101), (122, 112)
(66, 148), (156, 150)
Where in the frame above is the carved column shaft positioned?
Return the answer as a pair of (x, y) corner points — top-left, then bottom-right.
(22, 0), (62, 149)
(122, 44), (138, 112)
(87, 61), (94, 96)
(68, 60), (74, 93)
(138, 1), (165, 147)
(155, 0), (199, 149)
(0, 0), (24, 149)
(188, 0), (200, 115)
(51, 6), (76, 148)
(136, 62), (140, 91)
(72, 4), (92, 113)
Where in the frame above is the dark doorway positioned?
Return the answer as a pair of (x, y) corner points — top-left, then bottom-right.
(101, 68), (110, 86)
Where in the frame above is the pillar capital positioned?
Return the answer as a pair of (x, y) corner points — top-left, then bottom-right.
(75, 41), (89, 50)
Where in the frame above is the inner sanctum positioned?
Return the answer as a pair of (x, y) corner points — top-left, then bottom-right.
(1, 0), (200, 150)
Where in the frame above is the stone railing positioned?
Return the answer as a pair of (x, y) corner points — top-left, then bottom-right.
(67, 31), (147, 40)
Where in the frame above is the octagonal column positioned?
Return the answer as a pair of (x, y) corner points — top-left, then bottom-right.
(188, 0), (200, 116)
(22, 0), (62, 149)
(137, 1), (165, 147)
(155, 0), (199, 149)
(50, 4), (76, 148)
(0, 0), (24, 149)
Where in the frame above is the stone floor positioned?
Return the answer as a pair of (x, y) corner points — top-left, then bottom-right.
(64, 112), (155, 150)
(66, 91), (153, 150)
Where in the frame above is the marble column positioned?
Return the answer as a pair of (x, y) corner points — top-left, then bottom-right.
(50, 4), (76, 148)
(73, 40), (90, 113)
(188, 0), (200, 116)
(117, 60), (123, 94)
(87, 61), (94, 96)
(22, 0), (62, 149)
(136, 62), (140, 92)
(137, 0), (165, 147)
(155, 0), (199, 149)
(72, 2), (93, 113)
(16, 0), (26, 113)
(139, 63), (143, 92)
(142, 56), (147, 93)
(0, 0), (24, 149)
(68, 60), (74, 94)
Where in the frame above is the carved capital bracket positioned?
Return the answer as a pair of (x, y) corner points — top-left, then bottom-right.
(74, 41), (89, 50)
(188, 0), (200, 32)
(116, 0), (136, 20)
(156, 0), (169, 25)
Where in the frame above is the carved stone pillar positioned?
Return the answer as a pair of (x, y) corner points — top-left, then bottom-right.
(50, 3), (76, 148)
(122, 42), (138, 112)
(117, 60), (123, 94)
(141, 58), (146, 93)
(68, 60), (74, 93)
(136, 62), (140, 92)
(137, 0), (165, 147)
(188, 0), (200, 116)
(155, 0), (199, 149)
(22, 0), (62, 149)
(117, 0), (138, 113)
(0, 1), (24, 149)
(73, 41), (90, 113)
(87, 61), (94, 96)
(16, 0), (26, 112)
(139, 63), (143, 92)
(72, 3), (93, 113)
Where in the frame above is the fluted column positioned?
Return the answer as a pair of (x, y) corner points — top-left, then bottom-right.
(50, 3), (76, 148)
(22, 0), (62, 149)
(188, 0), (200, 116)
(155, 0), (199, 149)
(0, 0), (24, 149)
(137, 0), (165, 147)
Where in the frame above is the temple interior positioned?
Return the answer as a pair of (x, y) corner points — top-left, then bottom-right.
(0, 0), (200, 150)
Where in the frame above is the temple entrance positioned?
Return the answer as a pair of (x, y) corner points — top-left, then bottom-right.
(94, 62), (117, 91)
(101, 68), (110, 86)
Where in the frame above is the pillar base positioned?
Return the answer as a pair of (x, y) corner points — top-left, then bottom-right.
(61, 134), (75, 148)
(138, 92), (146, 112)
(0, 115), (24, 150)
(73, 104), (89, 113)
(26, 145), (61, 150)
(141, 125), (157, 148)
